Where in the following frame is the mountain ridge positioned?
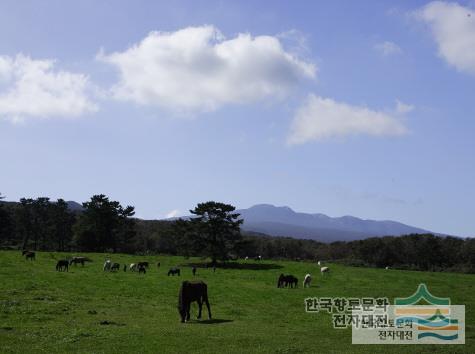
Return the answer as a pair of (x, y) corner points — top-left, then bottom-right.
(235, 204), (431, 242)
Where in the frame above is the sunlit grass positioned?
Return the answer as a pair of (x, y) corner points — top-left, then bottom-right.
(0, 251), (473, 353)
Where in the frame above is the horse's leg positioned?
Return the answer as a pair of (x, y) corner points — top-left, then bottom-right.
(186, 303), (191, 322)
(197, 299), (202, 319)
(204, 298), (212, 319)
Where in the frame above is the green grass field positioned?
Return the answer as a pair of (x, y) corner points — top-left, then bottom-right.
(0, 251), (473, 353)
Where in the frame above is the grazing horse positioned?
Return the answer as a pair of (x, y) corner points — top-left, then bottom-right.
(178, 281), (212, 323)
(22, 250), (35, 261)
(137, 262), (149, 268)
(277, 274), (298, 288)
(285, 275), (298, 288)
(103, 260), (111, 271)
(56, 260), (69, 272)
(69, 256), (91, 266)
(129, 263), (137, 272)
(138, 265), (146, 274)
(110, 263), (120, 271)
(303, 274), (312, 288)
(168, 268), (180, 276)
(321, 266), (330, 275)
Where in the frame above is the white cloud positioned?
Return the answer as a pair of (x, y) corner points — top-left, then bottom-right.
(396, 99), (414, 114)
(0, 54), (97, 122)
(287, 95), (409, 144)
(166, 209), (180, 218)
(98, 25), (316, 113)
(374, 41), (402, 56)
(416, 1), (475, 75)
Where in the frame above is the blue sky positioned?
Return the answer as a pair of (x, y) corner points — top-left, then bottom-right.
(0, 0), (474, 237)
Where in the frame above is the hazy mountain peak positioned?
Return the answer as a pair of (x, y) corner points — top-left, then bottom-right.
(237, 203), (431, 243)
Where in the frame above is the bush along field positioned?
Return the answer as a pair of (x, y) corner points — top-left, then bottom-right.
(0, 251), (473, 354)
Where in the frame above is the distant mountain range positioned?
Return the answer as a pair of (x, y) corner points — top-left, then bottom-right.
(3, 199), (435, 242)
(235, 204), (431, 242)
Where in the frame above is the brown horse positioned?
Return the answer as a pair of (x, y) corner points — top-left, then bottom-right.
(178, 281), (212, 323)
(56, 260), (69, 272)
(22, 250), (35, 261)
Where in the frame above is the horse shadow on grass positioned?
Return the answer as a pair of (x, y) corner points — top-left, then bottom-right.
(181, 262), (283, 271)
(191, 319), (233, 325)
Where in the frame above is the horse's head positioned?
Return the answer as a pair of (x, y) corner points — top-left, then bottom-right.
(178, 281), (189, 322)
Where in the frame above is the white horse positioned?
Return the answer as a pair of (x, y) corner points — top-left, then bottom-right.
(103, 260), (111, 271)
(245, 256), (249, 260)
(317, 261), (321, 266)
(320, 266), (330, 275)
(385, 266), (390, 270)
(303, 274), (312, 288)
(129, 263), (137, 272)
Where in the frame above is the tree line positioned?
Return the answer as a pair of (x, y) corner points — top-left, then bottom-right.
(0, 193), (474, 272)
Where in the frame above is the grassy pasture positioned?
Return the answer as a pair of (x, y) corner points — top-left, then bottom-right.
(0, 251), (473, 353)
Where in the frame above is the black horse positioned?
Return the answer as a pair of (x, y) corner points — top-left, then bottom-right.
(285, 275), (298, 288)
(138, 264), (146, 274)
(110, 263), (120, 271)
(192, 266), (197, 276)
(137, 261), (149, 268)
(56, 260), (69, 272)
(22, 250), (35, 261)
(277, 274), (298, 288)
(168, 268), (180, 276)
(178, 281), (212, 323)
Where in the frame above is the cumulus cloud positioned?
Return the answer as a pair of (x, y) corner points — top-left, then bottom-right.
(374, 41), (402, 56)
(98, 25), (316, 113)
(166, 209), (180, 218)
(287, 95), (409, 144)
(0, 54), (97, 122)
(416, 1), (475, 75)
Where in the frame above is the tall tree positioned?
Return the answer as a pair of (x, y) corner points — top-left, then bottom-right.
(0, 193), (13, 246)
(73, 194), (135, 252)
(16, 198), (35, 249)
(50, 199), (75, 251)
(189, 201), (243, 265)
(32, 197), (52, 250)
